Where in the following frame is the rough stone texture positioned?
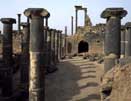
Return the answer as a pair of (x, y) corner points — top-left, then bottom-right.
(125, 22), (131, 57)
(101, 63), (131, 101)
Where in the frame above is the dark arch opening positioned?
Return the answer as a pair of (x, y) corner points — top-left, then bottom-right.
(78, 40), (89, 53)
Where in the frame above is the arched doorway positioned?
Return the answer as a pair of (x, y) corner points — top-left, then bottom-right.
(78, 40), (89, 53)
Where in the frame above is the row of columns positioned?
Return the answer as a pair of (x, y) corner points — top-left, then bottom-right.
(0, 8), (65, 101)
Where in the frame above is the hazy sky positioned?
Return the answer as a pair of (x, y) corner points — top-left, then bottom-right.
(0, 0), (130, 34)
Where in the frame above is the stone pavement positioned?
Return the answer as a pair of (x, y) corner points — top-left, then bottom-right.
(45, 56), (104, 101)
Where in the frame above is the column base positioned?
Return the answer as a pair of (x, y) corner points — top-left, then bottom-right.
(104, 54), (118, 73)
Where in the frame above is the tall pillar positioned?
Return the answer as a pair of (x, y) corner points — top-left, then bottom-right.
(64, 26), (67, 57)
(56, 30), (59, 62)
(0, 18), (16, 97)
(43, 26), (48, 70)
(20, 22), (30, 93)
(1, 18), (16, 65)
(84, 8), (87, 26)
(120, 25), (126, 58)
(125, 22), (131, 57)
(58, 30), (62, 60)
(71, 16), (74, 35)
(48, 29), (52, 65)
(101, 8), (127, 72)
(45, 27), (51, 68)
(54, 30), (57, 63)
(24, 8), (49, 101)
(60, 32), (62, 59)
(75, 8), (78, 34)
(17, 14), (21, 34)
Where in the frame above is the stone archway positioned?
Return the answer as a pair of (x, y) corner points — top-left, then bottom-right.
(78, 40), (89, 53)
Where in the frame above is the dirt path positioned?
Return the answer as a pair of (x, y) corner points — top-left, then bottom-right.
(45, 56), (104, 101)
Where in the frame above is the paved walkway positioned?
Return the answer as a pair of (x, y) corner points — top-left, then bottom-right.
(45, 56), (104, 101)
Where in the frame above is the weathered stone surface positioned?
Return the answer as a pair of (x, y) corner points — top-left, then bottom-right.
(101, 63), (131, 101)
(24, 8), (49, 101)
(101, 8), (127, 73)
(101, 8), (127, 18)
(0, 18), (16, 97)
(121, 25), (126, 58)
(20, 22), (30, 94)
(125, 22), (131, 57)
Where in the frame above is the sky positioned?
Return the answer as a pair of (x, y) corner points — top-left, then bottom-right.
(0, 0), (131, 34)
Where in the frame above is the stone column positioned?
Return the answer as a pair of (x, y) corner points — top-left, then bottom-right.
(60, 32), (62, 59)
(75, 8), (78, 34)
(120, 25), (126, 58)
(101, 8), (127, 72)
(52, 29), (57, 64)
(56, 30), (59, 62)
(64, 26), (67, 57)
(71, 16), (74, 35)
(1, 18), (16, 65)
(48, 29), (52, 65)
(24, 8), (49, 101)
(0, 18), (16, 97)
(84, 8), (87, 26)
(17, 14), (21, 34)
(58, 30), (62, 60)
(43, 26), (48, 72)
(20, 22), (30, 92)
(125, 22), (131, 57)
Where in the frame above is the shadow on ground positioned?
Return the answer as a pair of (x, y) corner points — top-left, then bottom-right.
(45, 58), (101, 101)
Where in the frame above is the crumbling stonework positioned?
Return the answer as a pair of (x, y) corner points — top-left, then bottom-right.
(101, 63), (131, 101)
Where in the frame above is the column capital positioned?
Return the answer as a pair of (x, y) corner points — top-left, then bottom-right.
(24, 8), (50, 18)
(1, 18), (16, 24)
(17, 13), (21, 16)
(101, 8), (127, 19)
(125, 22), (131, 28)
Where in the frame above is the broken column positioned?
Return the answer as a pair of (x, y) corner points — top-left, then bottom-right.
(20, 22), (30, 92)
(24, 8), (49, 101)
(120, 25), (126, 58)
(125, 22), (131, 57)
(0, 18), (16, 97)
(101, 8), (127, 72)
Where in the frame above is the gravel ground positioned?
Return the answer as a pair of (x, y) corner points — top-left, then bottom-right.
(45, 56), (104, 101)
